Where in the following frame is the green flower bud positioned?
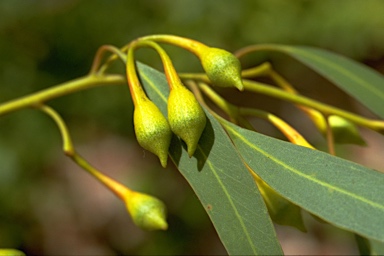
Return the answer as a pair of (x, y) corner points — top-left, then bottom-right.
(134, 99), (172, 167)
(168, 85), (206, 157)
(0, 249), (26, 256)
(126, 192), (168, 231)
(200, 47), (244, 91)
(328, 115), (366, 145)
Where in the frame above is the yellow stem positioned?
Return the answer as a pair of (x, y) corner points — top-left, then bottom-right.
(90, 45), (127, 75)
(37, 104), (132, 200)
(129, 40), (183, 89)
(138, 34), (209, 56)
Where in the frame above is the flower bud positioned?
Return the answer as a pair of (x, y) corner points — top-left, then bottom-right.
(200, 47), (244, 91)
(0, 249), (26, 256)
(328, 115), (366, 145)
(134, 99), (172, 167)
(167, 85), (206, 157)
(126, 191), (168, 231)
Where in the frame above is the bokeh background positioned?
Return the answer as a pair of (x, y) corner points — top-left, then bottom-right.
(1, 0), (384, 254)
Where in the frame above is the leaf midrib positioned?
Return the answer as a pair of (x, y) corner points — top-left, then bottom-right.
(226, 124), (384, 212)
(283, 46), (384, 100)
(140, 71), (259, 255)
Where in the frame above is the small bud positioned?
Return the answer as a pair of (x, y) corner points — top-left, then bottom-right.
(168, 85), (206, 157)
(126, 191), (168, 231)
(200, 47), (244, 91)
(134, 99), (172, 167)
(0, 249), (26, 256)
(328, 115), (366, 145)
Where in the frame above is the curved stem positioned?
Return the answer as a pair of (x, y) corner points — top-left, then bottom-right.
(234, 44), (280, 59)
(138, 34), (209, 56)
(37, 104), (132, 200)
(90, 45), (127, 75)
(0, 74), (125, 117)
(126, 44), (150, 106)
(129, 40), (183, 89)
(38, 104), (74, 155)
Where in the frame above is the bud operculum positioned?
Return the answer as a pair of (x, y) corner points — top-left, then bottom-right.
(328, 115), (366, 145)
(134, 99), (172, 167)
(126, 192), (168, 231)
(200, 47), (244, 91)
(167, 85), (206, 157)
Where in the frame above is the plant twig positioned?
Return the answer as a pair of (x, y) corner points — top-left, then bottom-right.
(0, 74), (125, 116)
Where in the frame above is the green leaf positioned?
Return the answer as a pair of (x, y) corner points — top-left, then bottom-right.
(261, 45), (384, 119)
(255, 177), (306, 232)
(223, 120), (384, 242)
(136, 62), (283, 255)
(355, 235), (384, 256)
(370, 240), (384, 255)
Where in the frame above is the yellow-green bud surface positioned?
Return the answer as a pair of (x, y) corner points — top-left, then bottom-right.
(201, 47), (244, 91)
(134, 100), (172, 167)
(126, 192), (168, 231)
(328, 115), (366, 145)
(168, 86), (206, 157)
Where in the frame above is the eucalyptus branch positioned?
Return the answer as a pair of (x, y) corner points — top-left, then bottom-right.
(0, 74), (125, 117)
(128, 39), (184, 89)
(243, 63), (329, 141)
(90, 45), (127, 75)
(192, 81), (314, 148)
(325, 117), (336, 155)
(243, 79), (384, 132)
(37, 104), (168, 231)
(181, 72), (384, 133)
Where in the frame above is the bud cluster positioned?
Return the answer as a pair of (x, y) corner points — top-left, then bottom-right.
(126, 37), (245, 167)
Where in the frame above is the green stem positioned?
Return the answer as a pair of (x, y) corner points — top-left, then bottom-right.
(234, 44), (279, 59)
(241, 62), (271, 78)
(243, 79), (384, 132)
(197, 81), (239, 122)
(90, 45), (127, 75)
(196, 82), (313, 147)
(38, 105), (74, 154)
(0, 74), (125, 116)
(180, 72), (384, 132)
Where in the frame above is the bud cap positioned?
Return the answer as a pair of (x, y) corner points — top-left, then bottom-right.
(134, 100), (172, 167)
(328, 115), (366, 145)
(168, 86), (206, 156)
(126, 192), (168, 230)
(201, 47), (244, 91)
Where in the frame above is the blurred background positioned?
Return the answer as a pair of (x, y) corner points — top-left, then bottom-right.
(1, 0), (384, 254)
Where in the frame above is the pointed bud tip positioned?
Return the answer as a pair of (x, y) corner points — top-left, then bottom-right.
(187, 145), (196, 158)
(167, 86), (206, 157)
(234, 77), (244, 91)
(0, 249), (26, 256)
(148, 215), (168, 230)
(328, 115), (366, 145)
(126, 192), (168, 231)
(200, 47), (243, 90)
(159, 154), (168, 168)
(134, 101), (172, 168)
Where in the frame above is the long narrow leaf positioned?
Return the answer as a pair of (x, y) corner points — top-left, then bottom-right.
(136, 62), (283, 255)
(223, 120), (384, 242)
(261, 45), (384, 119)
